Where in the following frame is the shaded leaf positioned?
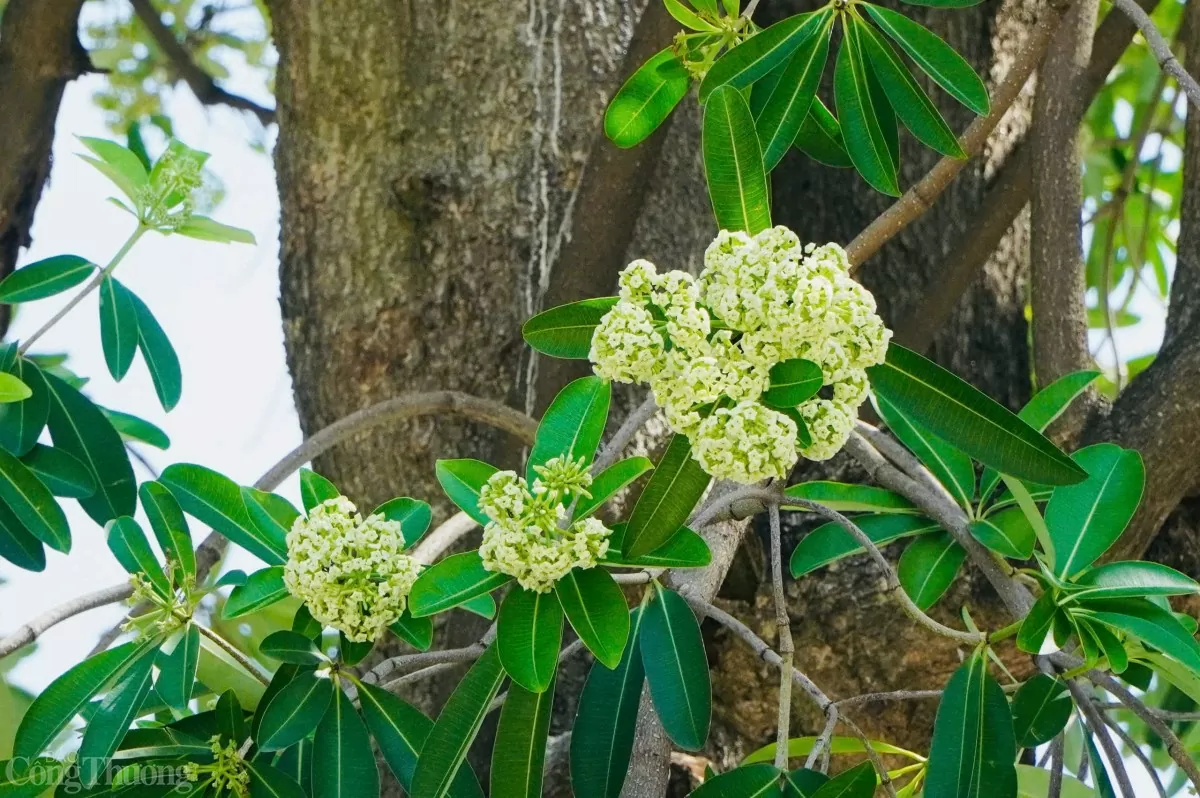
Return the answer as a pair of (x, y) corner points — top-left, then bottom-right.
(0, 256), (94, 304)
(1010, 674), (1072, 748)
(498, 588), (563, 693)
(521, 297), (619, 360)
(99, 277), (139, 382)
(641, 586), (710, 751)
(703, 86), (773, 234)
(1047, 444), (1144, 578)
(410, 551), (511, 618)
(491, 676), (556, 798)
(835, 22), (900, 196)
(897, 531), (965, 610)
(312, 690), (377, 798)
(790, 513), (938, 578)
(556, 567), (629, 669)
(624, 434), (710, 559)
(605, 49), (690, 148)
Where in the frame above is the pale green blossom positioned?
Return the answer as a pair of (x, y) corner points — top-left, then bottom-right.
(692, 401), (798, 483)
(183, 736), (250, 798)
(589, 300), (664, 384)
(284, 496), (421, 642)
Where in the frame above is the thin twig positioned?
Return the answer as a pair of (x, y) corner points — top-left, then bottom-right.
(0, 583), (132, 658)
(1099, 709), (1168, 797)
(834, 689), (944, 708)
(594, 393), (657, 471)
(1110, 0), (1200, 109)
(1048, 734), (1065, 798)
(768, 504), (794, 771)
(195, 623), (270, 686)
(1071, 682), (1136, 798)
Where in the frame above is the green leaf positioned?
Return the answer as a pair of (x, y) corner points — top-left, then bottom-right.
(794, 99), (853, 168)
(1017, 591), (1062, 655)
(1010, 674), (1071, 748)
(761, 358), (824, 409)
(241, 487), (298, 558)
(925, 650), (1017, 798)
(968, 507), (1036, 559)
(411, 645), (505, 798)
(867, 344), (1086, 486)
(0, 373), (30, 404)
(700, 11), (826, 101)
(174, 216), (257, 245)
(790, 514), (938, 578)
(835, 21), (900, 196)
(1083, 730), (1115, 798)
(527, 376), (610, 481)
(604, 49), (690, 148)
(1072, 561), (1200, 600)
(862, 4), (989, 115)
(313, 690), (377, 798)
(1075, 598), (1200, 674)
(664, 0), (718, 31)
(751, 13), (834, 170)
(127, 292), (182, 412)
(140, 481), (194, 583)
(491, 675), (556, 798)
(77, 645), (157, 785)
(874, 392), (975, 509)
(21, 444), (95, 499)
(215, 688), (247, 745)
(641, 586), (710, 751)
(261, 631), (326, 666)
(576, 457), (653, 518)
(14, 640), (151, 758)
(624, 434), (710, 559)
(1047, 444), (1144, 578)
(99, 277), (139, 382)
(743, 735), (925, 764)
(358, 683), (484, 798)
(372, 497), (432, 546)
(855, 15), (964, 157)
(692, 764), (783, 798)
(106, 516), (170, 597)
(498, 588), (563, 693)
(43, 372), (136, 523)
(155, 624), (200, 711)
(783, 768), (828, 798)
(257, 670), (335, 751)
(390, 611), (435, 652)
(603, 524), (711, 568)
(224, 566), (289, 619)
(409, 551), (511, 618)
(571, 605), (647, 798)
(0, 505), (45, 572)
(161, 463), (286, 565)
(196, 635), (266, 711)
(299, 468), (339, 513)
(810, 762), (875, 798)
(897, 531), (965, 610)
(0, 357), (49, 456)
(103, 408), (170, 450)
(897, 0), (983, 9)
(435, 459), (499, 526)
(521, 297), (619, 359)
(556, 567), (629, 669)
(78, 137), (149, 201)
(0, 256), (94, 303)
(247, 762), (308, 798)
(703, 86), (773, 234)
(782, 481), (917, 514)
(0, 443), (70, 555)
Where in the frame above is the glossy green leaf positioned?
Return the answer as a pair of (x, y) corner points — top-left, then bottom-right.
(570, 605), (647, 798)
(751, 13), (833, 170)
(521, 297), (620, 359)
(0, 357), (49, 456)
(968, 507), (1035, 559)
(78, 137), (149, 201)
(664, 0), (717, 31)
(794, 99), (853, 167)
(312, 690), (377, 798)
(372, 497), (432, 546)
(1010, 674), (1071, 748)
(835, 21), (899, 196)
(224, 566), (289, 619)
(874, 392), (975, 509)
(14, 640), (151, 758)
(527, 376), (610, 482)
(809, 762), (875, 798)
(0, 256), (94, 303)
(790, 513), (938, 577)
(867, 344), (1086, 486)
(1075, 598), (1200, 674)
(175, 215), (256, 244)
(1073, 561), (1200, 600)
(692, 764), (782, 798)
(743, 735), (924, 764)
(127, 292), (182, 412)
(498, 588), (563, 693)
(1047, 443), (1144, 578)
(21, 445), (95, 499)
(1013, 764), (1097, 798)
(862, 4), (989, 115)
(140, 480), (194, 582)
(0, 504), (45, 572)
(241, 487), (298, 558)
(604, 49), (690, 148)
(575, 457), (653, 518)
(77, 645), (157, 785)
(195, 634), (265, 711)
(435, 459), (499, 526)
(390, 611), (435, 652)
(161, 463), (286, 565)
(216, 688), (247, 743)
(761, 358), (824, 409)
(247, 762), (307, 798)
(103, 408), (170, 450)
(700, 11), (826, 101)
(783, 769), (828, 798)
(603, 524), (711, 568)
(155, 624), (200, 711)
(261, 631), (326, 666)
(897, 531), (965, 610)
(641, 586), (710, 750)
(409, 551), (511, 618)
(106, 516), (170, 597)
(1017, 591), (1061, 655)
(0, 374), (29, 404)
(491, 675), (556, 798)
(0, 446), (69, 553)
(782, 481), (917, 514)
(925, 651), (1017, 798)
(411, 645), (505, 798)
(99, 277), (139, 382)
(43, 372), (135, 523)
(299, 468), (339, 513)
(703, 85), (772, 234)
(624, 434), (710, 558)
(257, 670), (335, 751)
(556, 567), (629, 669)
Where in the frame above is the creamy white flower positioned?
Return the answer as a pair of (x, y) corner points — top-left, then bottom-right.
(693, 401), (799, 483)
(797, 397), (857, 461)
(590, 299), (664, 384)
(284, 496), (421, 642)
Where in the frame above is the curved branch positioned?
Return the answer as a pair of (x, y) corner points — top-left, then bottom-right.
(0, 583), (130, 658)
(1110, 0), (1200, 109)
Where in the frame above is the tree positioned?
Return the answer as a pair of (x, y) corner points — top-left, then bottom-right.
(0, 0), (1199, 795)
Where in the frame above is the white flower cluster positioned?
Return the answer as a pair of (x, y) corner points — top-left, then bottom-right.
(590, 227), (891, 480)
(477, 456), (612, 593)
(137, 144), (206, 231)
(284, 496), (421, 642)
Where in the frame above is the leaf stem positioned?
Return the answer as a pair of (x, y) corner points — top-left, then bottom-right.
(987, 618), (1023, 643)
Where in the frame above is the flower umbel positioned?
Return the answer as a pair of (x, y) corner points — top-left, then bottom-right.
(284, 496), (421, 642)
(182, 736), (250, 798)
(477, 456), (612, 592)
(122, 570), (197, 638)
